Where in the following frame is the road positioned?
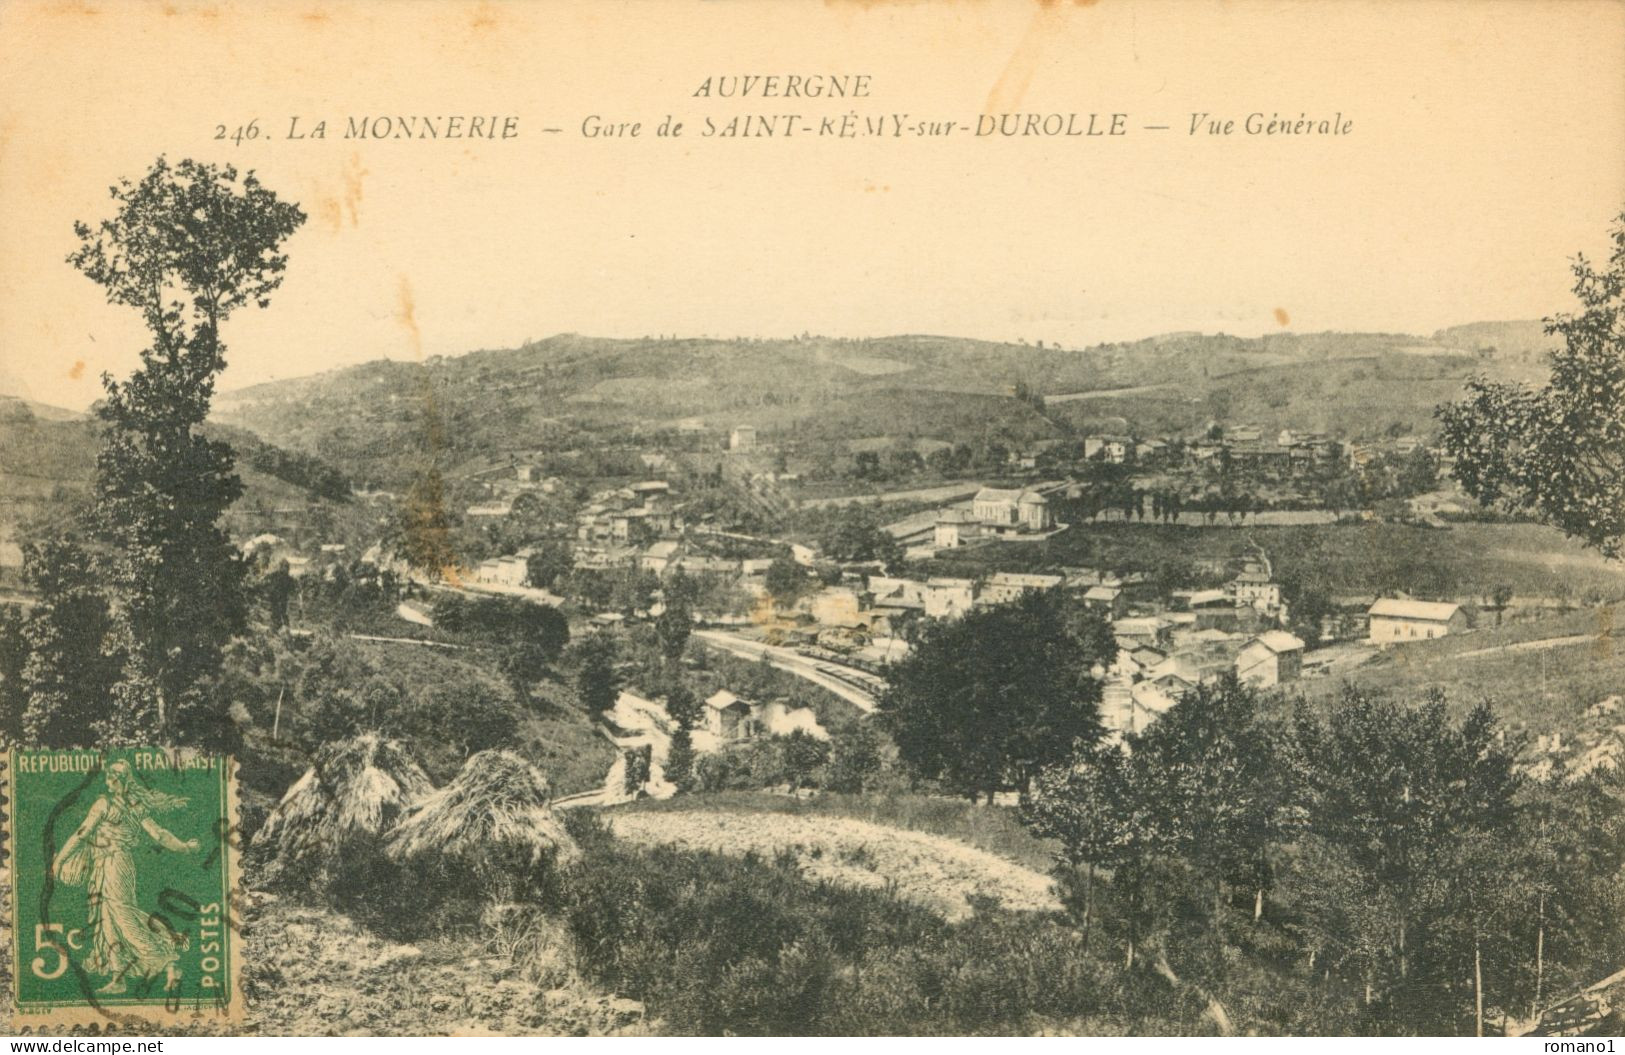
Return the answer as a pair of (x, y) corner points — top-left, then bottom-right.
(1044, 382), (1179, 404)
(693, 628), (882, 713)
(1453, 633), (1595, 660)
(800, 483), (981, 511)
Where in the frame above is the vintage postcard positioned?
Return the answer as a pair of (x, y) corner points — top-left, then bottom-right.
(0, 0), (1622, 1041)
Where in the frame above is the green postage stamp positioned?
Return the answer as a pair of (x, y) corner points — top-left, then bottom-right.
(7, 747), (243, 1029)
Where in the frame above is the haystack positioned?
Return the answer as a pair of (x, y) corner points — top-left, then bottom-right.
(254, 733), (436, 890)
(386, 750), (581, 902)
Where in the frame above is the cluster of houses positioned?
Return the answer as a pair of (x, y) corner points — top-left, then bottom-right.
(990, 426), (1444, 484)
(931, 487), (1065, 548)
(596, 684), (829, 798)
(464, 460), (567, 521)
(576, 480), (681, 546)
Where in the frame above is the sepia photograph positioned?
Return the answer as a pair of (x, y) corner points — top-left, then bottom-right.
(0, 0), (1622, 1040)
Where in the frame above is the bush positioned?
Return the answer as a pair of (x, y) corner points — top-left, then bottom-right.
(553, 826), (1190, 1035)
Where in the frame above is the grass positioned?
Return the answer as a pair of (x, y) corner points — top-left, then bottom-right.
(919, 520), (1625, 605)
(1287, 620), (1624, 741)
(553, 811), (1211, 1036)
(616, 789), (1060, 874)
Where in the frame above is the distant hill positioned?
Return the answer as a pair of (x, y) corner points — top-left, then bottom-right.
(0, 394), (84, 424)
(211, 324), (1552, 488)
(0, 398), (360, 554)
(1431, 319), (1556, 363)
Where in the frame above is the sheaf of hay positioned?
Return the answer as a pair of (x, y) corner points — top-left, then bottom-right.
(386, 749), (582, 884)
(253, 732), (436, 888)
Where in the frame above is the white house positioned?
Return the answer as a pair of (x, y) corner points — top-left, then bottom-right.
(934, 509), (978, 548)
(1084, 435), (1135, 464)
(1368, 598), (1468, 643)
(1229, 560), (1282, 616)
(476, 554), (531, 588)
(977, 572), (1065, 606)
(1234, 631), (1306, 687)
(970, 487), (1052, 532)
(923, 577), (976, 620)
(729, 425), (757, 451)
(705, 690), (758, 741)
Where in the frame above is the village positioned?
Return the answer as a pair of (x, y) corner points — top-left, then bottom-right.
(214, 399), (1579, 815)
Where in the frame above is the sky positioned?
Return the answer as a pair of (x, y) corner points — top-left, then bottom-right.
(1, 0), (1623, 411)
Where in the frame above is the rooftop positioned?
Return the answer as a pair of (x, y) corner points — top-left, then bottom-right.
(1250, 630), (1306, 653)
(1369, 598), (1461, 622)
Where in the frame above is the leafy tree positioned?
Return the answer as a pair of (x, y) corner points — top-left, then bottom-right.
(664, 725), (697, 791)
(655, 580), (693, 664)
(1438, 211), (1625, 557)
(0, 605), (27, 743)
(1489, 583), (1514, 627)
(261, 559), (295, 631)
(817, 508), (903, 569)
(609, 566), (661, 617)
(1126, 675), (1288, 927)
(498, 643), (552, 707)
(1287, 689), (1522, 1031)
(397, 463), (457, 574)
(879, 590), (1109, 802)
(780, 729), (831, 791)
(851, 450), (885, 481)
(525, 541), (574, 590)
(823, 722), (887, 793)
(764, 556), (810, 607)
(68, 157), (305, 743)
(1279, 569), (1335, 647)
(17, 538), (124, 747)
(571, 634), (621, 717)
(664, 682), (702, 731)
(1024, 742), (1138, 953)
(389, 678), (521, 763)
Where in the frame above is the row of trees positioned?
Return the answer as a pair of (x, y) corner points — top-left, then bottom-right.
(874, 577), (1623, 1034)
(1022, 680), (1624, 1034)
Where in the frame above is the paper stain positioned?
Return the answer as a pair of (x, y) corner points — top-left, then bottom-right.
(67, 360), (85, 380)
(470, 1), (499, 31)
(1594, 606), (1615, 661)
(1274, 308), (1291, 327)
(315, 153), (367, 232)
(397, 274), (459, 584)
(983, 3), (1067, 116)
(864, 183), (891, 193)
(397, 275), (422, 358)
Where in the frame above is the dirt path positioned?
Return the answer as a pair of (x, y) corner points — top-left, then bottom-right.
(1453, 633), (1594, 659)
(607, 809), (1060, 921)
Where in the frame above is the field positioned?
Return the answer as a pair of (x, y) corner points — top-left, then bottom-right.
(1289, 607), (1624, 741)
(606, 806), (1059, 921)
(921, 521), (1625, 605)
(615, 790), (1060, 874)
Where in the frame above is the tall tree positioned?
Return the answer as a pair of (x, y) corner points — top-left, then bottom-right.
(571, 634), (621, 717)
(68, 157), (305, 742)
(1438, 211), (1625, 557)
(879, 590), (1109, 802)
(1287, 689), (1522, 1031)
(0, 605), (27, 744)
(1024, 742), (1138, 954)
(654, 572), (695, 664)
(1128, 675), (1289, 928)
(16, 538), (124, 747)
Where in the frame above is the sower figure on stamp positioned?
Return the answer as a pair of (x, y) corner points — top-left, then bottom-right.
(51, 760), (201, 994)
